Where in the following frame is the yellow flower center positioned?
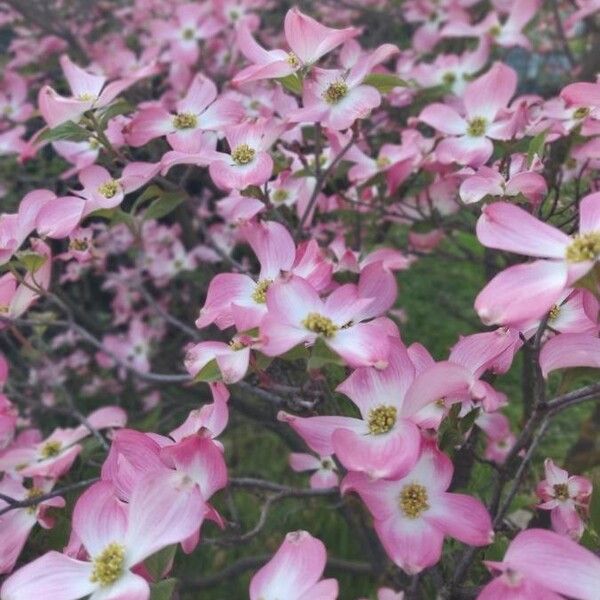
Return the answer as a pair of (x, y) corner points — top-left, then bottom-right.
(70, 239), (89, 252)
(367, 405), (398, 434)
(98, 180), (119, 199)
(0, 305), (9, 313)
(90, 543), (125, 586)
(467, 117), (487, 137)
(252, 279), (272, 304)
(399, 483), (430, 519)
(565, 232), (600, 262)
(172, 112), (198, 129)
(231, 143), (256, 165)
(272, 188), (289, 203)
(182, 28), (195, 40)
(548, 304), (561, 321)
(40, 440), (62, 459)
(489, 25), (501, 37)
(287, 52), (300, 68)
(573, 107), (590, 120)
(323, 81), (348, 105)
(553, 483), (570, 501)
(302, 312), (338, 338)
(77, 92), (95, 102)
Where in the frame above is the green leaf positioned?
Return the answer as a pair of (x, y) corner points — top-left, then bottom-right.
(280, 344), (310, 361)
(15, 251), (47, 273)
(484, 534), (509, 561)
(132, 185), (163, 214)
(149, 578), (177, 600)
(363, 73), (408, 93)
(278, 74), (303, 95)
(459, 407), (480, 434)
(143, 192), (186, 221)
(589, 477), (600, 535)
(193, 359), (221, 383)
(37, 121), (90, 143)
(527, 129), (547, 167)
(307, 338), (343, 370)
(98, 99), (134, 127)
(145, 545), (177, 582)
(580, 528), (600, 551)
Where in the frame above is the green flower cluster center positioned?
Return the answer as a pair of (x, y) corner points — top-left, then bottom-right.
(302, 312), (338, 338)
(287, 52), (300, 68)
(90, 543), (125, 586)
(98, 180), (119, 199)
(399, 483), (430, 519)
(467, 117), (487, 137)
(548, 304), (561, 321)
(172, 112), (198, 129)
(565, 232), (600, 262)
(231, 143), (256, 165)
(573, 107), (590, 120)
(367, 405), (398, 434)
(323, 81), (349, 105)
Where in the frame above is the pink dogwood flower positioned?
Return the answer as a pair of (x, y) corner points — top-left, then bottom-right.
(475, 192), (600, 326)
(536, 459), (592, 540)
(38, 55), (137, 128)
(208, 119), (283, 190)
(459, 164), (547, 205)
(279, 339), (423, 479)
(233, 7), (358, 85)
(249, 530), (338, 600)
(540, 331), (600, 377)
(0, 476), (65, 574)
(127, 74), (243, 149)
(36, 163), (160, 239)
(289, 452), (339, 489)
(260, 273), (398, 368)
(342, 441), (493, 574)
(420, 62), (518, 167)
(479, 528), (600, 599)
(0, 406), (126, 478)
(1, 475), (204, 600)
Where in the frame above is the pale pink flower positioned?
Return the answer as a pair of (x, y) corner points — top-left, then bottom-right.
(249, 530), (338, 600)
(343, 441), (493, 574)
(420, 62), (518, 167)
(536, 459), (592, 540)
(289, 452), (339, 490)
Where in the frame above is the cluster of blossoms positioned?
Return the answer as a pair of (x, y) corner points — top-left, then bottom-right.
(1, 0), (600, 598)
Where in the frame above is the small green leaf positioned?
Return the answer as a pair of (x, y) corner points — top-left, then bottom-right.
(589, 478), (600, 535)
(280, 344), (310, 361)
(193, 359), (221, 383)
(527, 129), (547, 167)
(484, 534), (509, 561)
(460, 408), (480, 434)
(307, 338), (343, 370)
(278, 74), (303, 95)
(98, 99), (134, 127)
(37, 121), (90, 143)
(15, 251), (47, 273)
(580, 528), (600, 551)
(145, 545), (177, 582)
(149, 578), (177, 600)
(363, 73), (408, 93)
(240, 185), (264, 200)
(132, 185), (163, 214)
(143, 192), (186, 221)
